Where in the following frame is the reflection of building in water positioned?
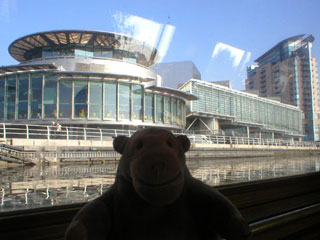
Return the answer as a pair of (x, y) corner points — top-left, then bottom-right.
(0, 164), (118, 211)
(0, 30), (196, 130)
(1, 157), (320, 211)
(187, 157), (320, 186)
(246, 35), (320, 141)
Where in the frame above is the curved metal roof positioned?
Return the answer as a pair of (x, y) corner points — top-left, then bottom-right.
(255, 34), (314, 63)
(8, 30), (159, 66)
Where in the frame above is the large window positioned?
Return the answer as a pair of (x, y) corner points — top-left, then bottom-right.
(132, 84), (143, 120)
(144, 93), (154, 121)
(89, 82), (102, 119)
(17, 74), (29, 120)
(177, 99), (182, 125)
(104, 82), (117, 119)
(30, 74), (43, 119)
(118, 83), (130, 119)
(6, 76), (16, 120)
(59, 80), (72, 118)
(164, 96), (171, 124)
(44, 74), (57, 119)
(156, 95), (163, 122)
(172, 98), (177, 124)
(74, 81), (88, 118)
(0, 77), (5, 120)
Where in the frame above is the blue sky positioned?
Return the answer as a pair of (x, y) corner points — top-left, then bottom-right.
(0, 0), (319, 90)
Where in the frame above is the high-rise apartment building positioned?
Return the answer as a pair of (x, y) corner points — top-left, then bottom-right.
(246, 35), (320, 141)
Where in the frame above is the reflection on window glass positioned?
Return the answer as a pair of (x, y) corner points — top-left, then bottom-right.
(177, 100), (182, 125)
(93, 48), (113, 58)
(74, 81), (88, 118)
(89, 82), (102, 119)
(6, 76), (16, 120)
(156, 95), (163, 122)
(44, 74), (57, 119)
(0, 77), (5, 120)
(59, 80), (72, 118)
(172, 98), (177, 124)
(145, 93), (154, 121)
(75, 49), (94, 57)
(164, 96), (171, 124)
(104, 82), (117, 119)
(181, 101), (185, 126)
(17, 74), (29, 120)
(30, 74), (42, 119)
(119, 83), (130, 119)
(132, 84), (143, 120)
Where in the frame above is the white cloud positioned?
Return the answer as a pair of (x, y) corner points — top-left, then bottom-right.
(212, 42), (245, 68)
(112, 12), (162, 48)
(0, 0), (16, 22)
(0, 0), (9, 18)
(204, 42), (252, 90)
(156, 24), (175, 62)
(112, 12), (175, 63)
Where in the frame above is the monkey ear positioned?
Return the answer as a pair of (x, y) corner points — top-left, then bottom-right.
(176, 135), (190, 153)
(113, 136), (129, 154)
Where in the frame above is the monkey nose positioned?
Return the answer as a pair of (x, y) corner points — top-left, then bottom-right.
(151, 161), (166, 178)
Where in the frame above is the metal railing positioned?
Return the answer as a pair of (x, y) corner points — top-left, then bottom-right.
(0, 122), (318, 148)
(0, 123), (133, 141)
(186, 134), (319, 147)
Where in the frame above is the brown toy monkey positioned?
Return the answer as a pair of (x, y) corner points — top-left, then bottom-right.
(65, 128), (251, 240)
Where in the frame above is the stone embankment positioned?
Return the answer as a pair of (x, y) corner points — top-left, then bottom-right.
(1, 138), (320, 166)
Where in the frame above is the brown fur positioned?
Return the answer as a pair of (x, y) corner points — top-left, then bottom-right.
(65, 128), (251, 240)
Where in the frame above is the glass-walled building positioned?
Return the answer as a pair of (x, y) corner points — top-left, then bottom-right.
(179, 79), (304, 139)
(0, 30), (196, 129)
(245, 35), (320, 141)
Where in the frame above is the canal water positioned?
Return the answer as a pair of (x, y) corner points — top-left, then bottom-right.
(1, 156), (320, 212)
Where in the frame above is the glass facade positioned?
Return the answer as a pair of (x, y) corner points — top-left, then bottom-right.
(0, 77), (4, 120)
(104, 82), (117, 119)
(59, 80), (72, 118)
(41, 47), (143, 65)
(44, 74), (57, 118)
(172, 98), (177, 124)
(118, 83), (130, 119)
(74, 81), (88, 118)
(132, 85), (143, 120)
(89, 82), (102, 119)
(0, 73), (185, 127)
(17, 75), (29, 119)
(145, 93), (154, 121)
(164, 96), (171, 124)
(180, 80), (303, 135)
(156, 95), (163, 122)
(6, 76), (16, 120)
(30, 74), (42, 119)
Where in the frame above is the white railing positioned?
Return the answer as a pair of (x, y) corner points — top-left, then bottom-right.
(186, 135), (318, 147)
(0, 122), (318, 148)
(0, 123), (133, 141)
(0, 145), (121, 163)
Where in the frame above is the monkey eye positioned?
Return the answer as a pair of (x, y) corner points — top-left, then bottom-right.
(136, 141), (143, 150)
(167, 140), (173, 148)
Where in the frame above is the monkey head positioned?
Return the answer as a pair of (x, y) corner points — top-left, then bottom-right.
(113, 128), (190, 206)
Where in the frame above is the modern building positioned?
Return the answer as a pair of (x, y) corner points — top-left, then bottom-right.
(179, 79), (304, 139)
(0, 30), (197, 130)
(246, 35), (320, 141)
(152, 61), (201, 89)
(0, 30), (307, 140)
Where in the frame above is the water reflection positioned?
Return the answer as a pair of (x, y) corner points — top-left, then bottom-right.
(1, 156), (320, 212)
